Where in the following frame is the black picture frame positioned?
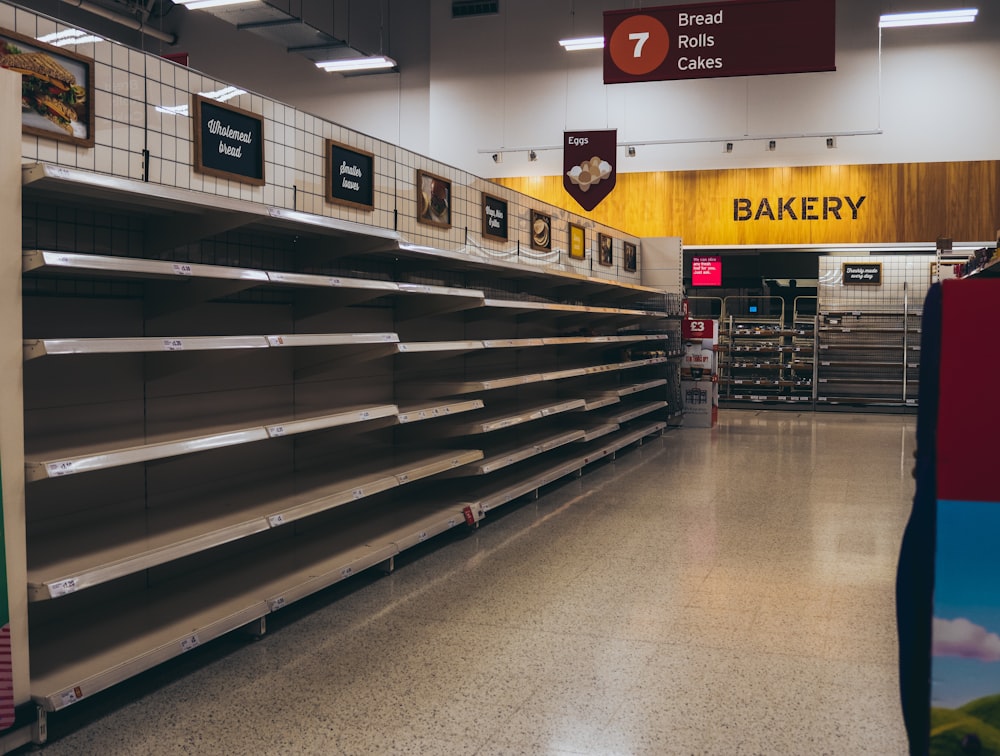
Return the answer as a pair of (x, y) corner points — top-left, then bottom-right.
(598, 233), (613, 267)
(530, 210), (552, 252)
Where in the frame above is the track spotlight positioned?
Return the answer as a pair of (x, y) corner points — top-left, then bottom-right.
(826, 137), (837, 149)
(767, 140), (776, 151)
(528, 150), (537, 161)
(724, 142), (733, 153)
(492, 152), (502, 163)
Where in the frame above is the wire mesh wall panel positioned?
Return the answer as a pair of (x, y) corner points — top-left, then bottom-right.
(816, 255), (929, 409)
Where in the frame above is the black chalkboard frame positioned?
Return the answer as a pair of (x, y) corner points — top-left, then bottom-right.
(326, 140), (375, 211)
(192, 95), (265, 186)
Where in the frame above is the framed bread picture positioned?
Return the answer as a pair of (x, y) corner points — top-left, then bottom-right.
(568, 222), (586, 260)
(530, 210), (551, 252)
(0, 28), (94, 147)
(623, 241), (637, 272)
(416, 169), (451, 228)
(598, 233), (613, 267)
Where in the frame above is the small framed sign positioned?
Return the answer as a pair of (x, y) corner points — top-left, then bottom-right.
(598, 233), (613, 267)
(193, 95), (265, 186)
(417, 169), (451, 228)
(530, 210), (551, 252)
(623, 241), (637, 272)
(482, 193), (508, 242)
(326, 140), (374, 210)
(568, 222), (586, 260)
(842, 262), (882, 285)
(0, 28), (94, 147)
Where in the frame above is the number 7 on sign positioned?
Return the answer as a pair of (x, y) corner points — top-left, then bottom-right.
(609, 15), (670, 77)
(629, 31), (650, 57)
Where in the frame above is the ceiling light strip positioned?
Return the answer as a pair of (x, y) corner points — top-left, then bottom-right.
(316, 56), (397, 72)
(879, 8), (978, 28)
(558, 36), (605, 51)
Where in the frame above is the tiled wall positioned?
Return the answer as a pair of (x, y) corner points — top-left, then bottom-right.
(4, 2), (643, 284)
(818, 254), (934, 314)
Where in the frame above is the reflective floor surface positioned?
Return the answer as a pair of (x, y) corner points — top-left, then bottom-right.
(38, 410), (916, 755)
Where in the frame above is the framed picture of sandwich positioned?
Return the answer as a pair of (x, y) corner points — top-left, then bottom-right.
(530, 210), (551, 252)
(598, 232), (613, 267)
(416, 169), (451, 228)
(0, 28), (94, 147)
(568, 222), (586, 260)
(623, 241), (637, 272)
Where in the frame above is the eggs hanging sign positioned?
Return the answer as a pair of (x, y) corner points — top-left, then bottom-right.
(563, 129), (617, 212)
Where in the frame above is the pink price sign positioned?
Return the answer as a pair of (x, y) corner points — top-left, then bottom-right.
(691, 256), (722, 287)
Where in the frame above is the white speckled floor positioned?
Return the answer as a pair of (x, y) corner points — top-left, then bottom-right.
(37, 410), (915, 755)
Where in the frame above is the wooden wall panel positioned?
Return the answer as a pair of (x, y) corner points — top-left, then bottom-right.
(498, 161), (1000, 246)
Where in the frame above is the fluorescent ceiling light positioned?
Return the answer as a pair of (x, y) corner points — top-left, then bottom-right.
(879, 8), (978, 28)
(559, 36), (605, 51)
(315, 55), (397, 72)
(37, 29), (105, 47)
(174, 0), (259, 10)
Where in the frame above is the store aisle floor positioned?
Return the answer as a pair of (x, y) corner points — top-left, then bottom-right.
(39, 410), (915, 755)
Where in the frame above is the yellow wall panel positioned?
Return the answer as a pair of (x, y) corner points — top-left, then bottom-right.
(498, 161), (1000, 246)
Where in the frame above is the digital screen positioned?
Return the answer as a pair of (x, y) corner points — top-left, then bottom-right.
(691, 256), (722, 287)
(749, 305), (758, 313)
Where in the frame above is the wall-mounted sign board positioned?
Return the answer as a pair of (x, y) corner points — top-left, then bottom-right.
(482, 194), (508, 242)
(603, 0), (836, 84)
(842, 262), (882, 285)
(193, 96), (265, 186)
(692, 255), (722, 286)
(326, 140), (374, 210)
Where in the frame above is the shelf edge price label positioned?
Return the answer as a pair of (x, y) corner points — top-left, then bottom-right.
(398, 414), (410, 423)
(340, 566), (353, 579)
(268, 426), (287, 438)
(48, 578), (78, 598)
(268, 597), (286, 611)
(329, 277), (342, 287)
(162, 339), (184, 351)
(398, 473), (409, 483)
(417, 531), (428, 542)
(47, 460), (75, 477)
(171, 264), (194, 276)
(352, 488), (364, 500)
(59, 688), (82, 707)
(180, 634), (201, 652)
(447, 517), (458, 528)
(268, 513), (286, 527)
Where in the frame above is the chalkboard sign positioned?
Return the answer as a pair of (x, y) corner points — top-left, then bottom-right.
(482, 194), (508, 241)
(327, 140), (374, 210)
(842, 262), (882, 285)
(193, 96), (265, 186)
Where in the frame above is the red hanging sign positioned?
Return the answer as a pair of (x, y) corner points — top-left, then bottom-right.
(604, 0), (836, 84)
(563, 129), (617, 212)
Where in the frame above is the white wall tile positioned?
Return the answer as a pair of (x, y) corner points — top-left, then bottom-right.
(36, 140), (57, 164)
(94, 144), (112, 173)
(111, 148), (128, 176)
(76, 147), (95, 171)
(93, 41), (113, 65)
(20, 136), (37, 161)
(56, 142), (78, 168)
(111, 43), (129, 71)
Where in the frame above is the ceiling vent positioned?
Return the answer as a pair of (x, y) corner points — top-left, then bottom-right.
(452, 1), (499, 19)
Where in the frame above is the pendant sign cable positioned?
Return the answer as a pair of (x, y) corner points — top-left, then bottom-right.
(603, 0), (836, 84)
(563, 129), (617, 212)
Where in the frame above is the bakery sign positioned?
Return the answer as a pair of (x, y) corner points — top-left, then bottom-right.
(603, 0), (835, 84)
(193, 95), (265, 186)
(563, 129), (617, 212)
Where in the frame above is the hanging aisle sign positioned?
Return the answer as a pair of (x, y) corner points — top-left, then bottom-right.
(603, 0), (836, 84)
(563, 129), (617, 212)
(193, 96), (265, 186)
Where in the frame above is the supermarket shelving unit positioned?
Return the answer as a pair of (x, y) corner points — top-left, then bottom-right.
(9, 163), (680, 733)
